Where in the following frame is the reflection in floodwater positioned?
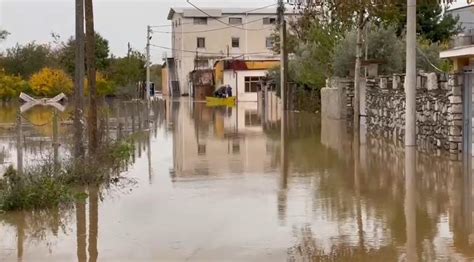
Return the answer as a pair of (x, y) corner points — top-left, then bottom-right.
(405, 147), (417, 262)
(1, 99), (474, 260)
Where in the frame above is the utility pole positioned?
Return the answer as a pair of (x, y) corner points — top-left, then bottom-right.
(146, 25), (151, 102)
(405, 0), (416, 146)
(278, 0), (287, 111)
(74, 0), (85, 158)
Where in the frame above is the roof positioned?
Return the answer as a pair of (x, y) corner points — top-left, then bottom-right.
(167, 7), (293, 20)
(440, 45), (474, 59)
(446, 4), (474, 13)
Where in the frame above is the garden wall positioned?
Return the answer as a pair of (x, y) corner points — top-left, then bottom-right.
(322, 73), (464, 153)
(365, 73), (463, 153)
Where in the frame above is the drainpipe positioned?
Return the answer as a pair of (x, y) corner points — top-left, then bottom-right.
(245, 12), (248, 59)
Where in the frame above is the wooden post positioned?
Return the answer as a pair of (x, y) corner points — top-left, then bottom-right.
(16, 110), (23, 175)
(53, 109), (60, 170)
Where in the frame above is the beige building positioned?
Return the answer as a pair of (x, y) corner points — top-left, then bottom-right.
(167, 7), (281, 96)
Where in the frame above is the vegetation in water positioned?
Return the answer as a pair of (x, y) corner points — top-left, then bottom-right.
(0, 140), (135, 212)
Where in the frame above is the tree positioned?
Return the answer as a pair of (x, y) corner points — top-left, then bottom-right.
(0, 29), (9, 41)
(29, 68), (73, 96)
(58, 32), (109, 76)
(150, 64), (162, 91)
(85, 0), (98, 152)
(0, 42), (57, 78)
(333, 26), (405, 77)
(391, 0), (461, 43)
(105, 51), (145, 97)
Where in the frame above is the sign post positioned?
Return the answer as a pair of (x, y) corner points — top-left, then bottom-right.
(18, 93), (67, 174)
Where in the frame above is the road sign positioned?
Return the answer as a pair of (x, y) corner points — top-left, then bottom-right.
(19, 92), (66, 113)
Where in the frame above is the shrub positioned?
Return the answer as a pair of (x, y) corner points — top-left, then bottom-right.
(0, 140), (135, 211)
(0, 69), (31, 100)
(85, 72), (116, 97)
(29, 67), (73, 96)
(0, 166), (73, 210)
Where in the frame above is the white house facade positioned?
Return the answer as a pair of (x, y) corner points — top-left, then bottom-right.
(167, 7), (280, 95)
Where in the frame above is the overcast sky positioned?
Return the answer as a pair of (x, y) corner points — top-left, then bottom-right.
(0, 0), (470, 64)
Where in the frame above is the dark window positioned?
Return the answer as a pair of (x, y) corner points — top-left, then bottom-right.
(245, 111), (261, 126)
(229, 17), (243, 25)
(265, 37), (273, 49)
(263, 17), (276, 25)
(244, 76), (264, 93)
(232, 140), (240, 154)
(198, 144), (206, 155)
(196, 59), (208, 68)
(194, 17), (207, 25)
(197, 37), (205, 48)
(231, 37), (240, 48)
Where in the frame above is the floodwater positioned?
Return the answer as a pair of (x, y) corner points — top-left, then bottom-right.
(0, 98), (473, 261)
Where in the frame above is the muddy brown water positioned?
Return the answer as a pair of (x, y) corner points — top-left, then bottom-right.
(0, 98), (473, 261)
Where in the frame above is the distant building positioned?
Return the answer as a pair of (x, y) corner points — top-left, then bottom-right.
(214, 59), (279, 102)
(446, 5), (474, 33)
(166, 7), (284, 96)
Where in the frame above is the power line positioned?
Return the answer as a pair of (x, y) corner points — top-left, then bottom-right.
(150, 44), (274, 56)
(151, 16), (275, 34)
(185, 0), (278, 31)
(150, 3), (279, 29)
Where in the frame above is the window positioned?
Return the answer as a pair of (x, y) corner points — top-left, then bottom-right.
(245, 111), (261, 126)
(194, 17), (207, 25)
(263, 17), (277, 25)
(232, 139), (240, 154)
(196, 59), (208, 68)
(231, 37), (240, 48)
(229, 17), (242, 25)
(198, 144), (206, 155)
(197, 37), (206, 48)
(244, 76), (264, 93)
(265, 37), (273, 49)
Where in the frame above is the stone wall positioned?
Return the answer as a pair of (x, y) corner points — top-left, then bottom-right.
(365, 73), (463, 153)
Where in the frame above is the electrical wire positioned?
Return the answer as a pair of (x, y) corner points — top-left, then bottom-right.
(149, 3), (279, 28)
(151, 16), (275, 34)
(185, 0), (278, 31)
(416, 45), (444, 73)
(150, 44), (274, 56)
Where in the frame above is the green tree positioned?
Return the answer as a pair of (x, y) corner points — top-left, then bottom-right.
(391, 0), (461, 43)
(105, 51), (145, 97)
(58, 32), (109, 75)
(333, 26), (405, 77)
(150, 64), (162, 91)
(0, 42), (57, 78)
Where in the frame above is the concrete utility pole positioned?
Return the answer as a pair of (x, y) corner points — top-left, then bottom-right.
(146, 25), (151, 102)
(405, 0), (416, 146)
(278, 0), (287, 110)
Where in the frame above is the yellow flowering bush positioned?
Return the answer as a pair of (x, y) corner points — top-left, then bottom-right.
(29, 67), (73, 97)
(85, 72), (116, 96)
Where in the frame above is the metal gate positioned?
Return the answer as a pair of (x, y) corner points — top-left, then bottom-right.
(463, 67), (474, 157)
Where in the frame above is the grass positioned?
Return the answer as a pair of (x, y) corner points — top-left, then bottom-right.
(0, 140), (135, 211)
